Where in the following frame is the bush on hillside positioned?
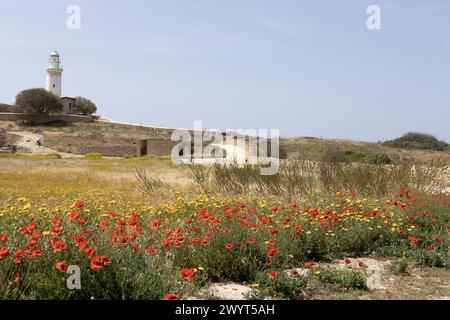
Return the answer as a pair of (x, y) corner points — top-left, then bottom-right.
(322, 149), (392, 165)
(74, 97), (97, 115)
(84, 152), (103, 159)
(15, 88), (63, 115)
(383, 132), (449, 151)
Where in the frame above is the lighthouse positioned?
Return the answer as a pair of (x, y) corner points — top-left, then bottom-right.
(46, 51), (63, 97)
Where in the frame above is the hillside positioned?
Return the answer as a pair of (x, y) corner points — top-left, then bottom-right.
(281, 137), (450, 165)
(1, 119), (450, 165)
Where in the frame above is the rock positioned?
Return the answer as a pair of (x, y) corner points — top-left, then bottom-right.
(284, 268), (310, 277)
(204, 283), (252, 300)
(366, 274), (385, 290)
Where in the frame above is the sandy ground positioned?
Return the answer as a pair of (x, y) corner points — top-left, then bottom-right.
(7, 131), (83, 158)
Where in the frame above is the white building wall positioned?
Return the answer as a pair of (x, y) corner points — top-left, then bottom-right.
(46, 71), (62, 97)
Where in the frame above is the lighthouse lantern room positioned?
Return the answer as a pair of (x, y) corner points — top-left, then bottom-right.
(46, 50), (63, 97)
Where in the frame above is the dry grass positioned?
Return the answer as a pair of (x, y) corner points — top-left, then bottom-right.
(188, 160), (447, 198)
(0, 157), (192, 210)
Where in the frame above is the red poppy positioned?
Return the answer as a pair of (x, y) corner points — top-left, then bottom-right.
(151, 220), (161, 229)
(267, 247), (278, 260)
(52, 241), (67, 252)
(52, 227), (62, 236)
(56, 261), (69, 273)
(74, 236), (88, 251)
(247, 237), (256, 244)
(357, 261), (365, 267)
(13, 249), (24, 264)
(268, 271), (278, 280)
(90, 255), (112, 271)
(291, 269), (299, 276)
(28, 240), (38, 250)
(73, 200), (85, 210)
(30, 232), (40, 240)
(53, 218), (62, 227)
(118, 236), (129, 247)
(426, 245), (434, 251)
(21, 222), (36, 235)
(225, 243), (233, 250)
(433, 236), (442, 243)
(164, 294), (180, 300)
(9, 273), (20, 286)
(30, 249), (43, 259)
(344, 258), (352, 265)
(269, 229), (279, 237)
(101, 256), (112, 264)
(98, 220), (109, 229)
(179, 268), (196, 281)
(77, 217), (87, 225)
(0, 247), (10, 259)
(408, 236), (418, 249)
(85, 247), (96, 258)
(68, 212), (81, 221)
(115, 219), (126, 228)
(0, 232), (7, 243)
(304, 262), (317, 269)
(132, 245), (140, 254)
(146, 246), (157, 255)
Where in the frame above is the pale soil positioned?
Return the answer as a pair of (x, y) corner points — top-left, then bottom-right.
(7, 131), (83, 158)
(195, 258), (450, 300)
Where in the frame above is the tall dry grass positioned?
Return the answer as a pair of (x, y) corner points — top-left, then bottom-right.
(187, 160), (446, 197)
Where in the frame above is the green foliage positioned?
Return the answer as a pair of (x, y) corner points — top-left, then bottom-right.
(315, 267), (368, 290)
(364, 153), (392, 165)
(328, 150), (392, 165)
(15, 88), (63, 115)
(249, 270), (309, 300)
(74, 97), (97, 115)
(84, 153), (103, 159)
(414, 250), (448, 268)
(0, 153), (61, 159)
(389, 259), (409, 275)
(383, 132), (449, 151)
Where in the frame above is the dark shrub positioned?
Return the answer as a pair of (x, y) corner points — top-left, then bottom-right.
(15, 88), (63, 115)
(383, 132), (449, 151)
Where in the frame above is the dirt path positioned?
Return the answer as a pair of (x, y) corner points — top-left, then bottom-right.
(7, 131), (82, 158)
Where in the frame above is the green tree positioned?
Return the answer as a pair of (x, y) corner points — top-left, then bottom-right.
(15, 88), (63, 115)
(74, 97), (97, 115)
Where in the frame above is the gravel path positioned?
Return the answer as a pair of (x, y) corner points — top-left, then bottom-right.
(7, 131), (82, 158)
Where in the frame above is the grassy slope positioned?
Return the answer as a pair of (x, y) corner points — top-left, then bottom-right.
(2, 120), (450, 165)
(281, 137), (450, 165)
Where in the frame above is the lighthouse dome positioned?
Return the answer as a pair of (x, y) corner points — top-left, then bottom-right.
(50, 50), (60, 57)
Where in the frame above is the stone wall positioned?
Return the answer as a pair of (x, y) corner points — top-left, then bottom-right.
(137, 138), (179, 156)
(0, 104), (22, 113)
(0, 113), (97, 124)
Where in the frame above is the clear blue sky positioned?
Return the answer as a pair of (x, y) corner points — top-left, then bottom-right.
(1, 0), (449, 142)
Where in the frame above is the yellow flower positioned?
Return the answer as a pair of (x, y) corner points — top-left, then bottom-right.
(250, 283), (259, 288)
(197, 267), (205, 271)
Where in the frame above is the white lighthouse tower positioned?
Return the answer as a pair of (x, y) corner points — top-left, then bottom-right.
(46, 51), (63, 97)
